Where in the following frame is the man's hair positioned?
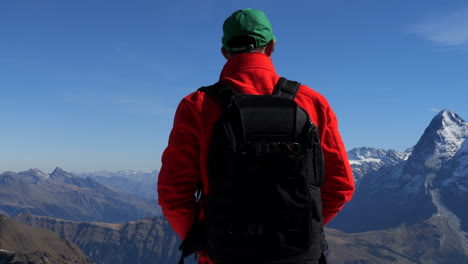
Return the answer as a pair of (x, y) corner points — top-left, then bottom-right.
(226, 35), (267, 55)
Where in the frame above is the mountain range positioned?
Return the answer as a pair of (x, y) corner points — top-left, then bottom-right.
(347, 146), (410, 187)
(0, 167), (160, 223)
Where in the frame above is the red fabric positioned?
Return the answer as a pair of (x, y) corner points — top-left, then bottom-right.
(157, 52), (355, 264)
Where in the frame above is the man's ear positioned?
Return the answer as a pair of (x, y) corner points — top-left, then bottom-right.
(264, 40), (275, 57)
(221, 47), (232, 60)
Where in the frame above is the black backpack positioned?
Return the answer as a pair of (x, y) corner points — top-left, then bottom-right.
(180, 77), (326, 264)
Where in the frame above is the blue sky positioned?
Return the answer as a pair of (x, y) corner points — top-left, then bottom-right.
(1, 0), (468, 173)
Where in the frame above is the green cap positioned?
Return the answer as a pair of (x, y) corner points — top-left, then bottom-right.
(222, 8), (276, 54)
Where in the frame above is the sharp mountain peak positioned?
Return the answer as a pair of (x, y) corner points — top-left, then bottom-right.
(408, 109), (468, 165)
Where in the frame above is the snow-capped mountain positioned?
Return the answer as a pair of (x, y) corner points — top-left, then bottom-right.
(331, 109), (468, 250)
(347, 147), (409, 186)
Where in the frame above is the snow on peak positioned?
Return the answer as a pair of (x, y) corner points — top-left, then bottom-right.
(435, 109), (468, 159)
(348, 147), (386, 165)
(410, 109), (468, 166)
(17, 168), (50, 182)
(30, 168), (49, 178)
(347, 147), (407, 166)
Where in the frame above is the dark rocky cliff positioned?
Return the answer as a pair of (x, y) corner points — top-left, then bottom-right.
(16, 213), (181, 264)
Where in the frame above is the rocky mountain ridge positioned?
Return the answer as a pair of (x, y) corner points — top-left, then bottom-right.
(0, 214), (93, 264)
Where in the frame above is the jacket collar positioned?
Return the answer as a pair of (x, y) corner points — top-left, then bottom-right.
(219, 52), (276, 79)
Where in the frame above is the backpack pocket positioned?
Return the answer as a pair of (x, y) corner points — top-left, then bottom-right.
(272, 208), (313, 255)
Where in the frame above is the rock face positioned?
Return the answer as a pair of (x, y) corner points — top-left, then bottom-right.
(0, 214), (93, 264)
(0, 167), (160, 223)
(16, 213), (182, 264)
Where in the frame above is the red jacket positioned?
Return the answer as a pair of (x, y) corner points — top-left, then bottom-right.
(158, 52), (354, 263)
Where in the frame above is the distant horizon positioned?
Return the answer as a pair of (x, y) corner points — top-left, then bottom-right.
(1, 108), (464, 174)
(1, 1), (467, 173)
(0, 167), (160, 175)
(1, 107), (465, 173)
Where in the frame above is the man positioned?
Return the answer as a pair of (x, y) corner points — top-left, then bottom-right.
(158, 8), (354, 264)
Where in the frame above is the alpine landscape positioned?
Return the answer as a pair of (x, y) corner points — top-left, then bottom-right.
(1, 109), (468, 264)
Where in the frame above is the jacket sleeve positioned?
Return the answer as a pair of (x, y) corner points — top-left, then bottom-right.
(157, 99), (200, 239)
(320, 106), (355, 226)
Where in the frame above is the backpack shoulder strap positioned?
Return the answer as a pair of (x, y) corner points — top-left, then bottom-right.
(273, 77), (301, 100)
(198, 82), (239, 108)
